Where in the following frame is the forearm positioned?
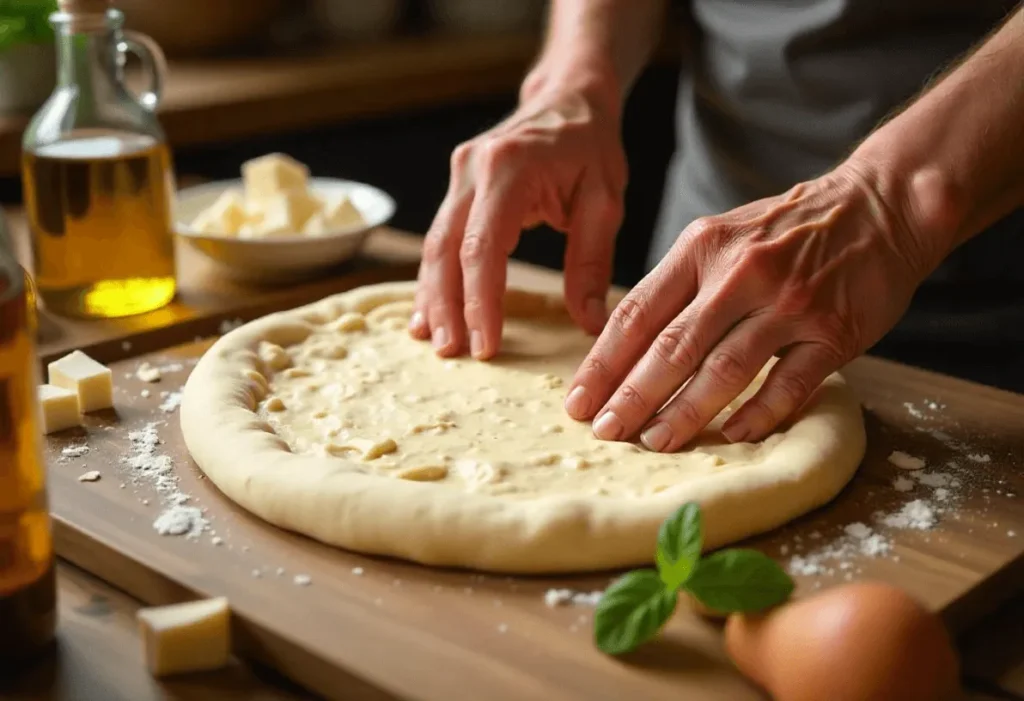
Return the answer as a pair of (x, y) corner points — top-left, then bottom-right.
(520, 0), (668, 114)
(851, 6), (1024, 269)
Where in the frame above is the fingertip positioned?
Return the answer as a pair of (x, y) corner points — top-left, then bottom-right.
(409, 310), (429, 339)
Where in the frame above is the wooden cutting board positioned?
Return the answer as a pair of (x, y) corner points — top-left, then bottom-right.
(41, 299), (1024, 701)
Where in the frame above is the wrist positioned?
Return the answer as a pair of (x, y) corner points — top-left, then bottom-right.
(843, 139), (968, 277)
(520, 49), (622, 118)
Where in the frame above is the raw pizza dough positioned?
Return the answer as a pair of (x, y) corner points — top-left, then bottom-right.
(180, 281), (866, 573)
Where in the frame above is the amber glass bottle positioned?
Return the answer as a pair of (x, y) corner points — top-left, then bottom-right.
(0, 214), (57, 670)
(21, 0), (176, 319)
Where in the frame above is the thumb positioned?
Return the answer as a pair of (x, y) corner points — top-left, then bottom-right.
(564, 172), (623, 335)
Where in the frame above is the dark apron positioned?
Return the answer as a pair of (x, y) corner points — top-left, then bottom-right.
(650, 0), (1023, 392)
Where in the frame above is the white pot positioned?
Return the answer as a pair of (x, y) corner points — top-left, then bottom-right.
(0, 42), (57, 116)
(312, 0), (403, 42)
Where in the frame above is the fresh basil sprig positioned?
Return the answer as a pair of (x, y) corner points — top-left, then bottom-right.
(593, 502), (794, 655)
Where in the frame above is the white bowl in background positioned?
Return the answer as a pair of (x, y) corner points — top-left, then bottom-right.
(175, 177), (396, 284)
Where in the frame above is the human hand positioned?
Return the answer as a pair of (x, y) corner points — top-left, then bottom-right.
(566, 161), (946, 452)
(409, 82), (627, 359)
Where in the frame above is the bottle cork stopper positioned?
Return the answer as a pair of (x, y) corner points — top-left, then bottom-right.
(57, 0), (113, 13)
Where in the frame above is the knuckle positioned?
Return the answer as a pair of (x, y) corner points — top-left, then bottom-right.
(652, 327), (701, 375)
(608, 296), (650, 340)
(479, 137), (519, 171)
(768, 371), (813, 410)
(462, 296), (485, 325)
(580, 354), (614, 382)
(685, 216), (724, 243)
(615, 384), (650, 413)
(422, 232), (452, 265)
(450, 142), (473, 172)
(664, 394), (704, 430)
(703, 347), (751, 388)
(459, 233), (490, 267)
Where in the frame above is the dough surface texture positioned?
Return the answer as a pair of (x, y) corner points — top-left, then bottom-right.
(180, 282), (866, 573)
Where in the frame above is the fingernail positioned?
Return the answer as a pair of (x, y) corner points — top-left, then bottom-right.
(409, 311), (425, 332)
(641, 422), (673, 452)
(432, 326), (448, 351)
(593, 411), (624, 441)
(470, 330), (484, 358)
(564, 386), (591, 417)
(585, 297), (607, 329)
(722, 420), (751, 444)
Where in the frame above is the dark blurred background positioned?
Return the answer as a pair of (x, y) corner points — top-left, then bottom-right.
(0, 0), (684, 287)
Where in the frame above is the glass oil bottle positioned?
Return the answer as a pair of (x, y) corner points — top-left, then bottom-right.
(21, 0), (176, 318)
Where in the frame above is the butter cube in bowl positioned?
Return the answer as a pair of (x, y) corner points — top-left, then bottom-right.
(175, 153), (396, 283)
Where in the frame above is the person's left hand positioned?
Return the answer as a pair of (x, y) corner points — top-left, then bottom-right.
(564, 160), (948, 452)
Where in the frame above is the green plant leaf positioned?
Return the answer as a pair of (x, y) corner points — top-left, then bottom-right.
(0, 0), (56, 53)
(683, 548), (794, 613)
(655, 501), (703, 590)
(593, 569), (679, 655)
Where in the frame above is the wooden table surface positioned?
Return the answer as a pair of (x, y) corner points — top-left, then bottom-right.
(6, 215), (1024, 700)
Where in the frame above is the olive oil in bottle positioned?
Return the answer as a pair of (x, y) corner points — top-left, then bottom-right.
(23, 131), (176, 318)
(0, 215), (56, 671)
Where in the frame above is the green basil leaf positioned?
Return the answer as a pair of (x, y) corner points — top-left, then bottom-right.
(655, 502), (703, 589)
(594, 569), (679, 655)
(683, 548), (794, 613)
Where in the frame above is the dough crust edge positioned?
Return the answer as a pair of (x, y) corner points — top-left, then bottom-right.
(180, 281), (866, 574)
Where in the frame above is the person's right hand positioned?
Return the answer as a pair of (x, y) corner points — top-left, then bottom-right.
(409, 81), (627, 360)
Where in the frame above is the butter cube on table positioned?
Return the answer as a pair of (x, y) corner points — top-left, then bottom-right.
(48, 350), (113, 413)
(38, 384), (80, 434)
(137, 597), (231, 677)
(242, 152), (309, 200)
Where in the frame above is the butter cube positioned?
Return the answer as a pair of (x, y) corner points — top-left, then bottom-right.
(322, 195), (364, 230)
(38, 384), (80, 434)
(48, 350), (113, 413)
(302, 212), (327, 236)
(137, 597), (231, 677)
(242, 153), (309, 200)
(253, 189), (322, 236)
(190, 189), (247, 236)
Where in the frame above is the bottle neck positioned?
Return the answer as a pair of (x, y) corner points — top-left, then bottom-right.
(52, 11), (123, 95)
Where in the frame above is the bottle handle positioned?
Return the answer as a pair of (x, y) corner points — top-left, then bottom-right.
(118, 30), (167, 112)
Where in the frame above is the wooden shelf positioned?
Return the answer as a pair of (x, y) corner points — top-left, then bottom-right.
(0, 32), (541, 178)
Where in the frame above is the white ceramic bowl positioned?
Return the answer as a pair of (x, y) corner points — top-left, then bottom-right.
(175, 178), (396, 283)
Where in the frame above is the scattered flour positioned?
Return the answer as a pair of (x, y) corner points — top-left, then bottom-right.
(880, 500), (936, 530)
(294, 574), (312, 587)
(916, 472), (951, 488)
(967, 453), (991, 463)
(544, 588), (603, 608)
(140, 389), (151, 399)
(136, 362), (162, 383)
(352, 567), (364, 576)
(159, 391), (183, 413)
(153, 505), (206, 537)
(123, 422), (208, 539)
(77, 470), (101, 483)
(893, 477), (915, 492)
(888, 451), (926, 471)
(61, 444), (89, 460)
